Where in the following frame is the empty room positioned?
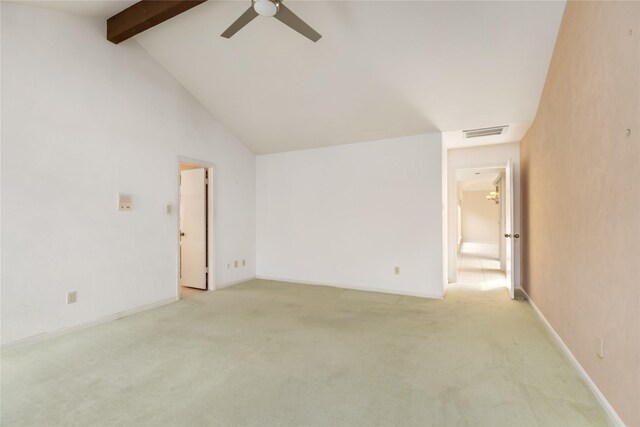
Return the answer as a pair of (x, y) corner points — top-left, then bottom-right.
(1, 1), (638, 426)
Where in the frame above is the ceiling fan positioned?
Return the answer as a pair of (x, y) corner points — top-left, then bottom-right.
(221, 0), (321, 42)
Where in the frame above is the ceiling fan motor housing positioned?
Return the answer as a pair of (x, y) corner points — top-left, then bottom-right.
(253, 0), (279, 17)
(222, 0), (321, 42)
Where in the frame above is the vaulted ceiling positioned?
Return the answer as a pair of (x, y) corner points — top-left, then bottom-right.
(20, 0), (566, 154)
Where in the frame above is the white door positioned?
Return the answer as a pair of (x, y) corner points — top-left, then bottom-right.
(180, 168), (207, 289)
(504, 160), (515, 299)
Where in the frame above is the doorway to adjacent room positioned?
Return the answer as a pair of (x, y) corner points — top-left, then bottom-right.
(453, 165), (515, 296)
(179, 161), (211, 298)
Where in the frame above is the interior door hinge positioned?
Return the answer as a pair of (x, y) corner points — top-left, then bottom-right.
(205, 267), (209, 273)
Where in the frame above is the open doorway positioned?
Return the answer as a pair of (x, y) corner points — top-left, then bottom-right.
(453, 167), (509, 293)
(179, 161), (210, 298)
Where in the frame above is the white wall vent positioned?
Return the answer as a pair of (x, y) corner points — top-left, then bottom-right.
(463, 125), (509, 139)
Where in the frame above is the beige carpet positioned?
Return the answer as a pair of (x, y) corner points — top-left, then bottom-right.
(1, 279), (610, 426)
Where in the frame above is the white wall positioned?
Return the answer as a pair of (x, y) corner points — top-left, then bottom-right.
(257, 133), (444, 298)
(461, 191), (499, 243)
(447, 143), (520, 284)
(0, 3), (256, 345)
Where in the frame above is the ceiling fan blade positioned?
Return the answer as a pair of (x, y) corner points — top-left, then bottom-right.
(274, 3), (321, 42)
(221, 6), (259, 38)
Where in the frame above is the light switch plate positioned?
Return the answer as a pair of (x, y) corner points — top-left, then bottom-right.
(67, 291), (77, 304)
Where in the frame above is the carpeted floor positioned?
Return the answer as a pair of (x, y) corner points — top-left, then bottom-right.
(1, 279), (610, 426)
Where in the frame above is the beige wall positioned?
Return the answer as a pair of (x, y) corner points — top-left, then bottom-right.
(461, 191), (499, 243)
(521, 2), (639, 425)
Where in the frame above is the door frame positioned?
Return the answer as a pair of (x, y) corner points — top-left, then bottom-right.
(449, 162), (511, 291)
(176, 156), (217, 298)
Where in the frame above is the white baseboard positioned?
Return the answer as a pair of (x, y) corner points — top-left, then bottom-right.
(522, 289), (625, 427)
(215, 276), (256, 290)
(1, 296), (178, 351)
(255, 275), (444, 300)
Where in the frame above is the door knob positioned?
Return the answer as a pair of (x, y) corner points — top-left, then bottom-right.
(505, 234), (511, 238)
(180, 232), (185, 237)
(514, 234), (520, 238)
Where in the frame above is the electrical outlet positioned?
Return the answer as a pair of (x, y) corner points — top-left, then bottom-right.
(242, 259), (246, 267)
(67, 291), (77, 304)
(227, 263), (230, 269)
(394, 266), (400, 275)
(597, 337), (604, 359)
(117, 194), (132, 211)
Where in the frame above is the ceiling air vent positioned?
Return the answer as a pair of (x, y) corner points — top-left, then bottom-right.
(463, 125), (509, 139)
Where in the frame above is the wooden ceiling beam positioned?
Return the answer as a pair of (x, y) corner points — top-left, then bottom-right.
(107, 0), (207, 44)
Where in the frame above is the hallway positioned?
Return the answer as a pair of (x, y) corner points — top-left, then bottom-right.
(455, 242), (507, 291)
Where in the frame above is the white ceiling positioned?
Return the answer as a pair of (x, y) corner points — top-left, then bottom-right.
(18, 0), (566, 154)
(459, 179), (495, 192)
(457, 167), (502, 191)
(13, 0), (138, 18)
